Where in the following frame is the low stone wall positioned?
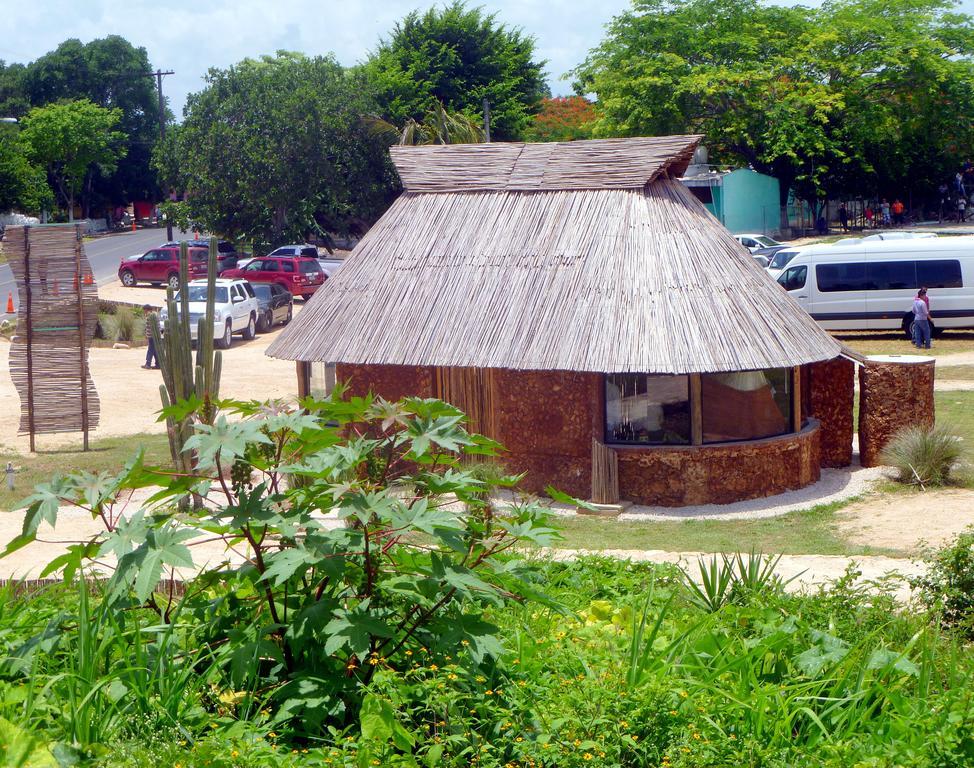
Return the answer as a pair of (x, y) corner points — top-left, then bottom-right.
(808, 357), (855, 468)
(616, 421), (822, 507)
(859, 356), (935, 467)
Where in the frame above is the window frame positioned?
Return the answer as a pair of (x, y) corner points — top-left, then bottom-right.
(604, 368), (800, 447)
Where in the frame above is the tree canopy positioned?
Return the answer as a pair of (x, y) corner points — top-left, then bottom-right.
(523, 97), (598, 142)
(575, 0), (974, 213)
(0, 124), (51, 214)
(366, 1), (548, 141)
(3, 37), (163, 213)
(174, 52), (398, 249)
(19, 99), (126, 221)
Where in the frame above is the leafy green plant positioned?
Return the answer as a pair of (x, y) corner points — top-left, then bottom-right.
(912, 527), (974, 637)
(880, 424), (962, 487)
(112, 307), (136, 342)
(680, 552), (791, 612)
(1, 392), (558, 742)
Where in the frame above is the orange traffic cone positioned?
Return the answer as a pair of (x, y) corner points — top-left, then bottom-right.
(131, 220), (137, 232)
(5, 293), (13, 313)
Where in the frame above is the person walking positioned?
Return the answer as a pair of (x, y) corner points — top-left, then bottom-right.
(838, 203), (849, 232)
(865, 205), (875, 228)
(142, 305), (159, 369)
(959, 196), (968, 223)
(913, 288), (932, 350)
(880, 199), (891, 227)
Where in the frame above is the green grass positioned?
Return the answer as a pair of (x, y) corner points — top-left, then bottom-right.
(836, 329), (974, 358)
(0, 433), (171, 512)
(937, 364), (974, 380)
(549, 499), (907, 556)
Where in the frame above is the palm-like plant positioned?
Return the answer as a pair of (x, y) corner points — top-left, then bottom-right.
(366, 101), (485, 146)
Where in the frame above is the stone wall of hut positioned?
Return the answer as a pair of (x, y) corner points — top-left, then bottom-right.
(806, 357), (855, 468)
(615, 422), (821, 507)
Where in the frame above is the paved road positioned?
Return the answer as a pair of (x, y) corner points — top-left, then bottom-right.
(0, 228), (191, 313)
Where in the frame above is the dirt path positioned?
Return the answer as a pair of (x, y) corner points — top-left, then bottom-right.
(0, 279), (303, 454)
(835, 488), (974, 551)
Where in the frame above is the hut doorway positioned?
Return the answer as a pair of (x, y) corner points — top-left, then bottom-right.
(433, 367), (499, 440)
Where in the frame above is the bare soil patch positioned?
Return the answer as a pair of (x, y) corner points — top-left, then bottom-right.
(0, 279), (303, 454)
(836, 488), (974, 552)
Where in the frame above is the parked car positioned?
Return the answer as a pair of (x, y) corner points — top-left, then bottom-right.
(268, 244), (320, 259)
(159, 278), (259, 349)
(766, 247), (802, 279)
(775, 236), (974, 337)
(252, 282), (293, 332)
(164, 239), (241, 272)
(317, 256), (346, 278)
(752, 254), (770, 269)
(118, 245), (209, 289)
(220, 254), (326, 298)
(733, 233), (789, 258)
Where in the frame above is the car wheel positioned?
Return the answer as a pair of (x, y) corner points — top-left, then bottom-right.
(167, 273), (180, 290)
(242, 314), (257, 340)
(902, 314), (914, 340)
(257, 310), (271, 333)
(283, 304), (293, 325)
(120, 270), (136, 287)
(217, 321), (232, 349)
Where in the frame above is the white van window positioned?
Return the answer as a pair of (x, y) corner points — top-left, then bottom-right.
(917, 260), (962, 288)
(865, 261), (916, 290)
(778, 265), (807, 291)
(817, 263), (866, 292)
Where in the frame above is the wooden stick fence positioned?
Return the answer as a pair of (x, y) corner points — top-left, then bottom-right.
(4, 225), (100, 450)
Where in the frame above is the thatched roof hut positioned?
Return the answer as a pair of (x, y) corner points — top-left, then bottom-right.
(267, 135), (840, 373)
(268, 136), (854, 508)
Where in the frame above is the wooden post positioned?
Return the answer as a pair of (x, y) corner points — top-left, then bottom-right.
(690, 373), (703, 445)
(75, 225), (90, 451)
(792, 366), (802, 433)
(296, 361), (311, 399)
(23, 227), (35, 453)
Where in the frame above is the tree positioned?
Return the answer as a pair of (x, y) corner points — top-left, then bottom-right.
(366, 1), (548, 141)
(176, 52), (398, 249)
(0, 61), (29, 118)
(19, 99), (126, 221)
(21, 37), (163, 210)
(575, 0), (974, 224)
(0, 125), (51, 214)
(366, 101), (486, 145)
(523, 96), (598, 142)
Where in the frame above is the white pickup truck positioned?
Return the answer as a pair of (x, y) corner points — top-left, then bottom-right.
(160, 278), (260, 349)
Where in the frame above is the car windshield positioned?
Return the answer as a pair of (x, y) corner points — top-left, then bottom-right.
(755, 236), (781, 247)
(178, 286), (228, 303)
(769, 250), (797, 270)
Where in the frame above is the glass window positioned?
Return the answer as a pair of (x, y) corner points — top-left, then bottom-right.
(701, 369), (792, 443)
(605, 374), (690, 445)
(917, 259), (962, 288)
(817, 263), (866, 292)
(778, 265), (807, 291)
(281, 261), (296, 273)
(182, 286), (228, 303)
(755, 236), (780, 247)
(864, 261), (916, 290)
(299, 259), (320, 274)
(769, 249), (798, 270)
(244, 260), (263, 271)
(262, 260), (280, 272)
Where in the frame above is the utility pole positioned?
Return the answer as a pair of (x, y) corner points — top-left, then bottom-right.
(149, 70), (175, 240)
(483, 98), (491, 143)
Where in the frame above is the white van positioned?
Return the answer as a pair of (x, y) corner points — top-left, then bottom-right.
(776, 236), (974, 337)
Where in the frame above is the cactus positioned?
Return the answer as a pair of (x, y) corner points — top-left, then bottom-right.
(149, 239), (223, 483)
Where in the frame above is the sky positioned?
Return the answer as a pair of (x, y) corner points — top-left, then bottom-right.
(8, 0), (974, 118)
(3, 0), (636, 117)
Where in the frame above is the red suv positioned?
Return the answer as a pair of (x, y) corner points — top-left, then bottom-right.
(221, 255), (325, 298)
(119, 245), (208, 289)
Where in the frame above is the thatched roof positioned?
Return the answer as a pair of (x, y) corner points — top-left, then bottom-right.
(267, 136), (840, 374)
